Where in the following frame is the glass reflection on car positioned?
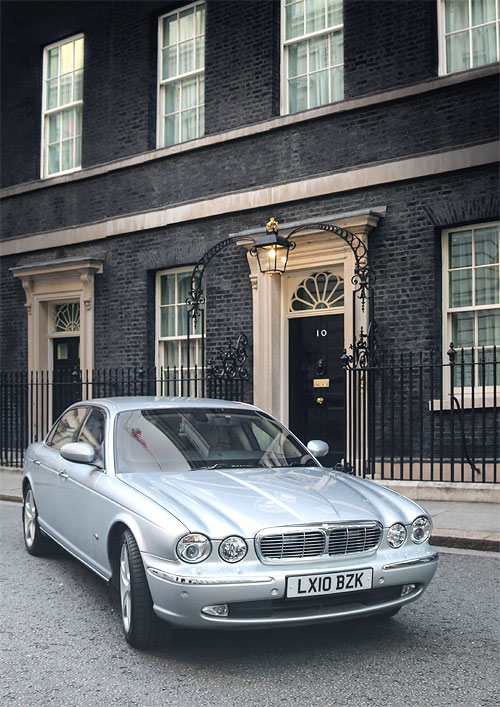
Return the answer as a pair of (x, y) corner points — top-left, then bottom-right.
(115, 408), (319, 473)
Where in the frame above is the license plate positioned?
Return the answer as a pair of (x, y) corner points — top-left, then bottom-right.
(286, 568), (373, 598)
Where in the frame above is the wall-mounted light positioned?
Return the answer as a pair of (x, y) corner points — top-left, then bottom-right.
(249, 218), (296, 275)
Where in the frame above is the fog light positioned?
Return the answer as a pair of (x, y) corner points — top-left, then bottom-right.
(202, 604), (229, 617)
(401, 583), (416, 596)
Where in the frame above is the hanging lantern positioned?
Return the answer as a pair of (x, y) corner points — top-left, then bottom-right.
(250, 217), (295, 275)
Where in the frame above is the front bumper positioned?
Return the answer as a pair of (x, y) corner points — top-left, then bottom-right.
(143, 548), (438, 629)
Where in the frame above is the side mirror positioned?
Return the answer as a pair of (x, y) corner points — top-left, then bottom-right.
(307, 440), (329, 458)
(60, 442), (96, 464)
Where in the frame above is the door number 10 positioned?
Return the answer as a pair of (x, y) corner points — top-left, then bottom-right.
(316, 329), (327, 337)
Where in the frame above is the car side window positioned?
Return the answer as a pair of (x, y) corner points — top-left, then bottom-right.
(46, 407), (88, 450)
(77, 408), (106, 461)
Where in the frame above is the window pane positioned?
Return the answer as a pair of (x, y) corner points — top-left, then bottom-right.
(165, 115), (178, 146)
(74, 38), (84, 70)
(330, 29), (343, 65)
(74, 69), (83, 101)
(48, 48), (59, 79)
(196, 36), (204, 69)
(164, 341), (180, 368)
(74, 136), (82, 167)
(60, 74), (72, 105)
(472, 0), (496, 25)
(288, 41), (307, 77)
(475, 226), (499, 265)
(478, 310), (500, 346)
(162, 47), (177, 80)
(289, 76), (307, 112)
(476, 266), (499, 305)
(449, 230), (472, 268)
(178, 272), (191, 304)
(163, 16), (177, 46)
(60, 42), (73, 74)
(160, 306), (175, 337)
(472, 24), (497, 66)
(445, 0), (469, 32)
(165, 82), (180, 114)
(199, 74), (205, 103)
(181, 109), (197, 142)
(178, 304), (188, 336)
(196, 5), (205, 35)
(75, 105), (82, 136)
(446, 31), (470, 72)
(327, 0), (343, 26)
(61, 139), (73, 172)
(450, 269), (473, 307)
(306, 0), (325, 34)
(179, 39), (194, 74)
(309, 70), (329, 108)
(161, 274), (176, 305)
(47, 79), (58, 109)
(61, 108), (74, 139)
(179, 7), (195, 41)
(286, 1), (305, 40)
(182, 77), (197, 109)
(310, 35), (329, 71)
(48, 113), (60, 143)
(452, 311), (475, 347)
(331, 66), (343, 101)
(199, 104), (205, 136)
(48, 143), (60, 174)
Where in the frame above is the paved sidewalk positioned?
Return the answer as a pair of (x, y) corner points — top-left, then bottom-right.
(1, 467), (498, 551)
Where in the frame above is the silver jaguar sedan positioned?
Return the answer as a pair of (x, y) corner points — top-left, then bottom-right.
(22, 397), (438, 648)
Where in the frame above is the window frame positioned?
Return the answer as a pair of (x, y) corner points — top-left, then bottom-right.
(438, 0), (500, 76)
(280, 0), (344, 115)
(442, 221), (500, 392)
(155, 266), (205, 378)
(156, 1), (205, 148)
(41, 34), (84, 179)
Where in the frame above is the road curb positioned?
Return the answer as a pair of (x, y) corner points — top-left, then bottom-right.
(431, 534), (500, 553)
(0, 494), (22, 503)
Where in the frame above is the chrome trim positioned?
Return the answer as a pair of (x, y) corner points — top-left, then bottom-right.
(383, 554), (439, 571)
(255, 521), (382, 563)
(147, 567), (274, 586)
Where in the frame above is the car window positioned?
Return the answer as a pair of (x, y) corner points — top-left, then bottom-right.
(115, 408), (319, 473)
(77, 408), (106, 461)
(46, 407), (88, 450)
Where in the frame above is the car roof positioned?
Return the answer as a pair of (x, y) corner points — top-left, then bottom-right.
(79, 397), (258, 414)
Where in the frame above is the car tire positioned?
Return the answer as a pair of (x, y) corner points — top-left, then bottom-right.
(23, 485), (52, 556)
(119, 529), (171, 649)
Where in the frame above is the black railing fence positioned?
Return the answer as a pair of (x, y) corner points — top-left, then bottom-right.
(345, 345), (499, 483)
(0, 364), (248, 467)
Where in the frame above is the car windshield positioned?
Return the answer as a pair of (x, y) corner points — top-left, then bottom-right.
(114, 407), (319, 473)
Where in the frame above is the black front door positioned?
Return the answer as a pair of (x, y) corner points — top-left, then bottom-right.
(52, 337), (80, 420)
(288, 314), (345, 466)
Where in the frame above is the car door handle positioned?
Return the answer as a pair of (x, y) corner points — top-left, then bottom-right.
(33, 460), (41, 466)
(59, 471), (69, 479)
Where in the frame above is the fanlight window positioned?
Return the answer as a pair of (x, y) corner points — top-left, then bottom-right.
(54, 303), (80, 332)
(290, 272), (344, 312)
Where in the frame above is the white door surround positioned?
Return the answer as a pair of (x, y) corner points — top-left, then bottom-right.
(236, 208), (385, 420)
(11, 257), (103, 374)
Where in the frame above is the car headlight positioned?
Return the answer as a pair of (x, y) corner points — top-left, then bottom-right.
(176, 534), (212, 563)
(219, 536), (248, 563)
(387, 523), (407, 548)
(411, 516), (432, 543)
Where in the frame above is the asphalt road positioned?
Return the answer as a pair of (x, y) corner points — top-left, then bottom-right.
(1, 500), (499, 707)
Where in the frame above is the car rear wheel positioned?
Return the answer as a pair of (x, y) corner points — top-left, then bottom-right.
(119, 530), (171, 648)
(23, 486), (52, 556)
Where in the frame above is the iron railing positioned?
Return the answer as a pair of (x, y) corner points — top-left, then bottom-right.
(344, 345), (499, 483)
(0, 363), (248, 467)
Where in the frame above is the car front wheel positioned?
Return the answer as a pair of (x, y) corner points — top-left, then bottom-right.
(119, 529), (170, 648)
(23, 486), (52, 556)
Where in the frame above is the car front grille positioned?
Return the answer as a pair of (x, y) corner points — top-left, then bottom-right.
(256, 522), (382, 562)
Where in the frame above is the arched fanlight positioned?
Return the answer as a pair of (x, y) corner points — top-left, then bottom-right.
(249, 218), (296, 275)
